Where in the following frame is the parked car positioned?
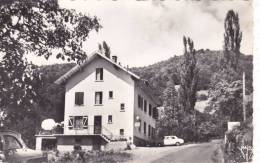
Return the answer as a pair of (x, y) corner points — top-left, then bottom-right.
(163, 136), (184, 146)
(0, 130), (47, 163)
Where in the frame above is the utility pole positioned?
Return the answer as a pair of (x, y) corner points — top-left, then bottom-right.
(243, 71), (246, 122)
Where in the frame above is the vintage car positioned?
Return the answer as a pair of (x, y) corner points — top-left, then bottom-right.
(163, 135), (184, 146)
(0, 130), (47, 163)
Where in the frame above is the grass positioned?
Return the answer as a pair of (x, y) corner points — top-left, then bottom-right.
(48, 150), (132, 163)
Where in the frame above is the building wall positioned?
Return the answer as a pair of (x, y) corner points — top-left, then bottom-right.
(64, 56), (135, 140)
(133, 85), (157, 143)
(56, 136), (106, 151)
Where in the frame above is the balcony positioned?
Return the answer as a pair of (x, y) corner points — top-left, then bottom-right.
(38, 125), (127, 142)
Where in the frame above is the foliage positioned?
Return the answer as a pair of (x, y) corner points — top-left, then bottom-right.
(223, 10), (242, 71)
(225, 117), (253, 162)
(179, 36), (198, 114)
(208, 10), (249, 124)
(98, 41), (111, 59)
(208, 80), (243, 121)
(0, 0), (101, 127)
(48, 150), (132, 163)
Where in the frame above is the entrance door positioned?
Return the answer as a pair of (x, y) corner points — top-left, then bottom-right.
(94, 116), (102, 134)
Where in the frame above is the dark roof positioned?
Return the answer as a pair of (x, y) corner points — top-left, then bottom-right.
(136, 79), (161, 105)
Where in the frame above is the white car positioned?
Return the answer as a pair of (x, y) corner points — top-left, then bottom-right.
(163, 136), (184, 146)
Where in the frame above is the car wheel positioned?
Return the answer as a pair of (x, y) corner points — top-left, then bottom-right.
(176, 142), (180, 146)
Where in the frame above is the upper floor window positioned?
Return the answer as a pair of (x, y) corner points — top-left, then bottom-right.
(144, 100), (147, 113)
(149, 104), (152, 116)
(138, 95), (143, 110)
(120, 103), (125, 111)
(75, 92), (84, 106)
(95, 92), (103, 105)
(109, 91), (113, 99)
(120, 129), (124, 136)
(96, 68), (103, 81)
(144, 122), (146, 135)
(108, 115), (113, 124)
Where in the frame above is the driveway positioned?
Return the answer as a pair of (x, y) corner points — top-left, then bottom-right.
(126, 140), (223, 163)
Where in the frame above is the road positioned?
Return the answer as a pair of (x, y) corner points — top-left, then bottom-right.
(126, 140), (223, 163)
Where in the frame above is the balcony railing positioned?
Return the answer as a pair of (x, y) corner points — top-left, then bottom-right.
(38, 125), (127, 142)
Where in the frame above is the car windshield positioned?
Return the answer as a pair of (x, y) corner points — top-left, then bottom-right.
(3, 135), (23, 150)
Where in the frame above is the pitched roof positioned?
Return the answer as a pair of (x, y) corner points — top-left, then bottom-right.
(54, 51), (160, 105)
(136, 79), (161, 105)
(54, 51), (140, 85)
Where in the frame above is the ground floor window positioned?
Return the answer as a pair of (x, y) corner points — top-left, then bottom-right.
(68, 116), (88, 130)
(108, 115), (113, 124)
(144, 122), (146, 135)
(120, 129), (124, 136)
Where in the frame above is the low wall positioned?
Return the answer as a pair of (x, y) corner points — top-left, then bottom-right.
(105, 141), (128, 151)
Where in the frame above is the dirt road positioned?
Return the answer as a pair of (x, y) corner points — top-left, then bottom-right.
(127, 140), (223, 163)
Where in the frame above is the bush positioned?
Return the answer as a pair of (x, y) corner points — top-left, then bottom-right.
(224, 117), (253, 162)
(48, 149), (132, 163)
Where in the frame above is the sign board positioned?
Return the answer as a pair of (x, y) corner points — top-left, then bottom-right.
(134, 122), (140, 127)
(227, 122), (240, 131)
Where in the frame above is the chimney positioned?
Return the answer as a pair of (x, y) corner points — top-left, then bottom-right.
(112, 55), (118, 63)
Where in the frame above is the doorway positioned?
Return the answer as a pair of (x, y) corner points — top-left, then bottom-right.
(94, 116), (102, 134)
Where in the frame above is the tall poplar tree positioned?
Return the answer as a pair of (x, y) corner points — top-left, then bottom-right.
(223, 10), (242, 71)
(179, 36), (198, 114)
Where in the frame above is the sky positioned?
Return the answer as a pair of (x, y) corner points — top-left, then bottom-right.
(29, 0), (253, 67)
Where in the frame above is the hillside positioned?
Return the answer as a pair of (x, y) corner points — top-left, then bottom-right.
(130, 49), (253, 101)
(37, 50), (253, 118)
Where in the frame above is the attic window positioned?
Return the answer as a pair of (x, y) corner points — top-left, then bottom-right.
(96, 68), (103, 81)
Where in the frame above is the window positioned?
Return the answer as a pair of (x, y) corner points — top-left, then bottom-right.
(144, 122), (146, 135)
(74, 116), (83, 129)
(109, 91), (113, 99)
(148, 125), (151, 137)
(75, 138), (82, 144)
(139, 120), (142, 132)
(153, 107), (158, 119)
(68, 116), (74, 130)
(96, 68), (103, 81)
(144, 100), (147, 113)
(95, 92), (103, 105)
(3, 135), (22, 150)
(75, 92), (84, 106)
(120, 129), (124, 136)
(138, 95), (143, 110)
(108, 115), (113, 124)
(149, 104), (152, 116)
(68, 116), (88, 130)
(120, 103), (125, 111)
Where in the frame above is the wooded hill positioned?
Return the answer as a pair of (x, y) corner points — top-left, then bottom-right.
(38, 49), (253, 117)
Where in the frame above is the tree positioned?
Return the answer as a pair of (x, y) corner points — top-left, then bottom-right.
(0, 0), (101, 127)
(157, 78), (179, 137)
(223, 10), (242, 70)
(208, 10), (246, 129)
(98, 41), (111, 58)
(179, 36), (198, 114)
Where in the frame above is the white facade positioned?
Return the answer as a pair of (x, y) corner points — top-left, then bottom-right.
(64, 57), (135, 139)
(36, 52), (159, 150)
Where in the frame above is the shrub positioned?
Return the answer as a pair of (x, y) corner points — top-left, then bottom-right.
(48, 149), (132, 163)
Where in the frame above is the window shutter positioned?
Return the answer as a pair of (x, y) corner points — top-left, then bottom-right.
(83, 116), (88, 129)
(68, 117), (74, 129)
